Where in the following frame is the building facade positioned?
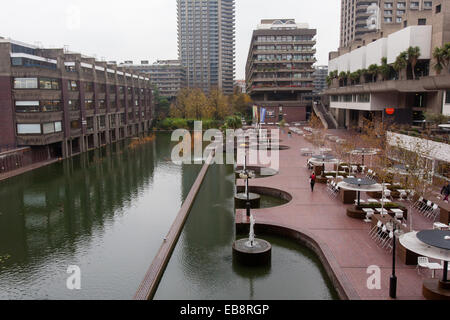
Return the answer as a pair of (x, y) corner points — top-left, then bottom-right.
(340, 0), (435, 50)
(313, 65), (329, 95)
(0, 38), (154, 162)
(125, 60), (186, 100)
(177, 0), (235, 95)
(245, 19), (316, 123)
(326, 0), (450, 129)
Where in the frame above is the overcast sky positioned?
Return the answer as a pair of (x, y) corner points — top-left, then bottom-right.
(0, 0), (340, 79)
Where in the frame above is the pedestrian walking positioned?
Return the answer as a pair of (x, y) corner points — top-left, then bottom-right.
(441, 183), (450, 202)
(310, 172), (316, 192)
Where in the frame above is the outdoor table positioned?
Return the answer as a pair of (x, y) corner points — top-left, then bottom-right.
(400, 231), (450, 299)
(341, 178), (379, 206)
(350, 148), (378, 166)
(310, 155), (338, 176)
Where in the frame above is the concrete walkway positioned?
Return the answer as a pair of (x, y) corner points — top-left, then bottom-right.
(0, 159), (59, 182)
(236, 127), (435, 300)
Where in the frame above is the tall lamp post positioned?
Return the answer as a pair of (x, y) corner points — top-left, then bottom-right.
(389, 222), (397, 299)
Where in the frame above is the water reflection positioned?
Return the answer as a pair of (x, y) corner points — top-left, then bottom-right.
(0, 133), (202, 300)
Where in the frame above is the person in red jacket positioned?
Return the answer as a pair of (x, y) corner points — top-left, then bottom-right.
(310, 172), (316, 192)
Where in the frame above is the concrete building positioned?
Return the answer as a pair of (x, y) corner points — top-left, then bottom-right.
(245, 19), (316, 123)
(177, 0), (235, 95)
(233, 80), (246, 93)
(325, 0), (450, 129)
(313, 65), (329, 95)
(0, 38), (154, 165)
(124, 60), (186, 100)
(340, 0), (435, 50)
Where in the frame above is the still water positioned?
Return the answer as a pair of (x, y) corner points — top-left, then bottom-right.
(155, 164), (338, 300)
(0, 133), (202, 299)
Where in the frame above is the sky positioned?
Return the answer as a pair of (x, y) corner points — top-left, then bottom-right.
(0, 0), (340, 79)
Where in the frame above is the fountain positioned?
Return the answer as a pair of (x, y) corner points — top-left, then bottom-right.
(234, 153), (261, 209)
(232, 214), (272, 267)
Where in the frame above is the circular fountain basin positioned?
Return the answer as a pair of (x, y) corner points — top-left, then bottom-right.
(233, 238), (272, 267)
(235, 166), (278, 179)
(235, 192), (261, 209)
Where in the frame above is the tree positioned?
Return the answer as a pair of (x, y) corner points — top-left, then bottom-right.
(230, 92), (252, 115)
(368, 64), (379, 82)
(433, 44), (450, 75)
(185, 88), (210, 119)
(169, 88), (190, 118)
(209, 88), (231, 120)
(379, 57), (391, 81)
(406, 46), (421, 79)
(393, 52), (408, 80)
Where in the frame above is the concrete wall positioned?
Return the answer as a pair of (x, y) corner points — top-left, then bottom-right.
(366, 38), (388, 66)
(444, 90), (450, 116)
(329, 26), (433, 70)
(387, 25), (432, 64)
(349, 46), (366, 72)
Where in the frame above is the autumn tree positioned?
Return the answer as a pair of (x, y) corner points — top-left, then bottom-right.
(209, 88), (232, 120)
(185, 88), (210, 119)
(170, 88), (190, 118)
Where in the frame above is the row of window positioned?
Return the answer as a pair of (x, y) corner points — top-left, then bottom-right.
(256, 54), (315, 62)
(13, 78), (152, 94)
(17, 122), (62, 135)
(15, 99), (148, 113)
(256, 35), (314, 42)
(330, 94), (370, 103)
(256, 45), (314, 51)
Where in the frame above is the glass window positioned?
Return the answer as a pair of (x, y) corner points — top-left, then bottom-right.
(41, 100), (61, 112)
(15, 101), (40, 113)
(445, 91), (450, 104)
(14, 78), (38, 89)
(43, 122), (55, 134)
(54, 122), (62, 132)
(70, 120), (81, 129)
(68, 100), (80, 111)
(39, 78), (60, 90)
(17, 124), (41, 134)
(68, 80), (78, 91)
(85, 100), (94, 110)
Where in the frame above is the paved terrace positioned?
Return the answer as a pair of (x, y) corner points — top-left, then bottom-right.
(236, 127), (435, 300)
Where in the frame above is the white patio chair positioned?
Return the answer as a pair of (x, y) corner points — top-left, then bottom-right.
(417, 257), (443, 278)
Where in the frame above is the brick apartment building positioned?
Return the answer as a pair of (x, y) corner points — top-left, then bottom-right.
(0, 38), (154, 172)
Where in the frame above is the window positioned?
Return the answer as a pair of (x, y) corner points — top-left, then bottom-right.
(418, 18), (427, 25)
(39, 78), (60, 90)
(43, 122), (62, 134)
(14, 78), (38, 89)
(68, 80), (78, 91)
(68, 100), (80, 111)
(41, 100), (61, 112)
(70, 120), (81, 130)
(86, 117), (94, 130)
(445, 91), (450, 104)
(99, 100), (106, 109)
(17, 124), (41, 134)
(85, 99), (94, 110)
(436, 5), (441, 13)
(83, 82), (94, 92)
(97, 115), (106, 129)
(15, 101), (40, 113)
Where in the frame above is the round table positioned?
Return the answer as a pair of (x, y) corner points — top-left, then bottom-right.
(342, 178), (378, 206)
(417, 230), (450, 283)
(350, 148), (378, 166)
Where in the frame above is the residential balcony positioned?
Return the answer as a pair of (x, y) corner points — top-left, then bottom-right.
(16, 132), (64, 146)
(15, 111), (63, 123)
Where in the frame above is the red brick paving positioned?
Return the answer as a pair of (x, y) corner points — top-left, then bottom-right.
(236, 127), (438, 300)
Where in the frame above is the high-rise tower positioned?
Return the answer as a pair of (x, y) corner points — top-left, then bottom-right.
(177, 0), (235, 95)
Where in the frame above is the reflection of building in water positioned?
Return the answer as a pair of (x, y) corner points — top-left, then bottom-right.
(0, 139), (158, 263)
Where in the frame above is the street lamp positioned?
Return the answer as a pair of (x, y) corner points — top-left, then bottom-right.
(389, 222), (397, 299)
